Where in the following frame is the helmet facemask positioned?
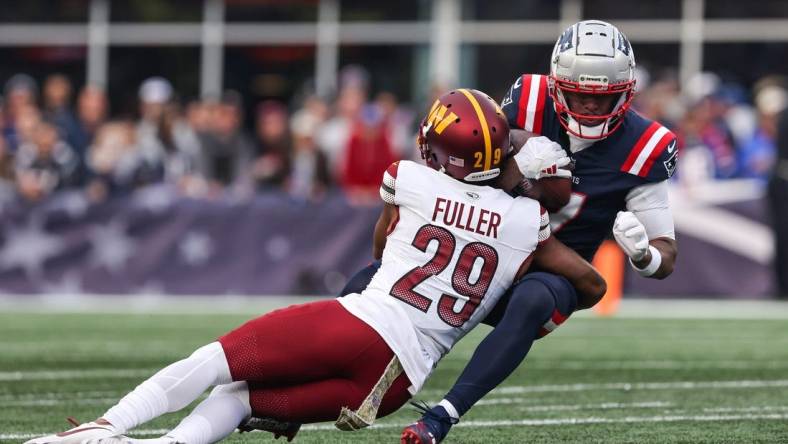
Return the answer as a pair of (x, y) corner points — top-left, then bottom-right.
(550, 77), (635, 139)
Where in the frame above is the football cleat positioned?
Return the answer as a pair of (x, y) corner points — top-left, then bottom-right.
(24, 417), (119, 444)
(238, 416), (301, 442)
(400, 402), (458, 444)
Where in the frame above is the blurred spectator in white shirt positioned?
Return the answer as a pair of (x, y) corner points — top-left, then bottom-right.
(288, 110), (330, 200)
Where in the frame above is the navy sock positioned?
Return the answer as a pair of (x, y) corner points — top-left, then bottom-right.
(444, 273), (577, 417)
(338, 260), (381, 296)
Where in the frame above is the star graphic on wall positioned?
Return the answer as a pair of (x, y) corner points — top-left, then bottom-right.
(40, 271), (84, 295)
(266, 235), (291, 262)
(178, 231), (214, 266)
(133, 185), (175, 214)
(0, 214), (65, 279)
(88, 219), (136, 274)
(46, 191), (90, 219)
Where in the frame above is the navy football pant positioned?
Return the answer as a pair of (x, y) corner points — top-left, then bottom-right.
(339, 262), (578, 417)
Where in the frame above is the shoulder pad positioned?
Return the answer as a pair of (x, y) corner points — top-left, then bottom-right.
(620, 120), (677, 181)
(501, 74), (549, 134)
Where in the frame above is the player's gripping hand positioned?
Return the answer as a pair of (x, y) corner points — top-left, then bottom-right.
(513, 136), (571, 180)
(613, 211), (649, 261)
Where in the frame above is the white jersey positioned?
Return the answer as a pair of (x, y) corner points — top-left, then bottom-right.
(339, 160), (550, 393)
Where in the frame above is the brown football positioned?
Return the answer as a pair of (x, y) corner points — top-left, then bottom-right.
(534, 176), (572, 212)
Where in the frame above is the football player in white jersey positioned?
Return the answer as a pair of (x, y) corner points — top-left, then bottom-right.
(25, 89), (604, 444)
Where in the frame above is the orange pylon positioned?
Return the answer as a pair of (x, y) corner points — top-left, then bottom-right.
(592, 239), (626, 316)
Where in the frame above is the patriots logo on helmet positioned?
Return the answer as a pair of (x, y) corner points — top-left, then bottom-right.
(617, 33), (631, 56)
(557, 26), (574, 53)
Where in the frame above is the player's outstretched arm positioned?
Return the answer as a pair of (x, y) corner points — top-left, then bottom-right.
(531, 236), (607, 309)
(372, 202), (398, 260)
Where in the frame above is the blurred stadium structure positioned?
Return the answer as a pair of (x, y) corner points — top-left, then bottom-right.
(0, 0), (787, 299)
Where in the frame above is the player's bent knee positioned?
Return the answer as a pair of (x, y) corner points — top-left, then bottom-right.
(507, 280), (556, 324)
(209, 381), (252, 417)
(509, 273), (578, 339)
(211, 381), (250, 403)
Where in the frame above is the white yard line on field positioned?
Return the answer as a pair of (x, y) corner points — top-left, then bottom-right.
(301, 412), (788, 431)
(3, 360), (788, 383)
(1, 296), (788, 319)
(419, 378), (788, 396)
(473, 400), (672, 410)
(7, 412), (787, 440)
(0, 369), (158, 381)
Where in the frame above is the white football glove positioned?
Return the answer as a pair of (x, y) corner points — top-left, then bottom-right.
(613, 211), (649, 261)
(513, 136), (572, 180)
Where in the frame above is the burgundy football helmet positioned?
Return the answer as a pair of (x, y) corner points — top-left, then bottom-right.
(419, 88), (510, 183)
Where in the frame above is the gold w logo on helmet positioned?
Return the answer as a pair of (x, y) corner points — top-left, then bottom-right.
(425, 99), (458, 135)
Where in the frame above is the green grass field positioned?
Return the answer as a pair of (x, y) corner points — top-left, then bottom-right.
(2, 299), (788, 443)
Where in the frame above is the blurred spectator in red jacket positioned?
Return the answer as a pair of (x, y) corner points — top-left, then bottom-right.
(339, 104), (397, 204)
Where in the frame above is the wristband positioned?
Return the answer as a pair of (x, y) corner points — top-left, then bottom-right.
(630, 245), (662, 277)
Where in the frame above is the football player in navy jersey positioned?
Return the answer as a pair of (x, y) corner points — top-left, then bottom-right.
(247, 20), (677, 444)
(396, 20), (679, 443)
(398, 20), (679, 444)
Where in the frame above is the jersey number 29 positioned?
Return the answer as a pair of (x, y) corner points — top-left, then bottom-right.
(389, 224), (499, 327)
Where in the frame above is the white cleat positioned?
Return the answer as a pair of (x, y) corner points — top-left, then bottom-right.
(24, 418), (119, 444)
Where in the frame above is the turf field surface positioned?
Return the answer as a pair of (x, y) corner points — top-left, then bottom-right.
(2, 298), (787, 443)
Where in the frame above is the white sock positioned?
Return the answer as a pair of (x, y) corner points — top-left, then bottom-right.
(438, 399), (460, 420)
(102, 342), (232, 433)
(167, 381), (252, 444)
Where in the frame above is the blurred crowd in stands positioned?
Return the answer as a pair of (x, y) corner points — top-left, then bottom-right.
(634, 69), (787, 188)
(0, 66), (416, 207)
(0, 65), (786, 209)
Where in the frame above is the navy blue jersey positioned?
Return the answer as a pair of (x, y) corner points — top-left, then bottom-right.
(501, 74), (678, 261)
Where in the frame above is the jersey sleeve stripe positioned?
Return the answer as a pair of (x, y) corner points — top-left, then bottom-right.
(638, 134), (676, 177)
(386, 161), (400, 179)
(621, 121), (659, 174)
(524, 75), (544, 132)
(516, 75), (531, 129)
(532, 75), (548, 134)
(379, 184), (396, 205)
(380, 166), (397, 205)
(383, 170), (396, 190)
(626, 126), (671, 176)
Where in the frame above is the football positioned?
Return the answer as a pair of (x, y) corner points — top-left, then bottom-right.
(536, 175), (572, 212)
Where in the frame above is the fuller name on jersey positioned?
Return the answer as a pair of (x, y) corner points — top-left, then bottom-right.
(338, 160), (549, 393)
(501, 73), (678, 261)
